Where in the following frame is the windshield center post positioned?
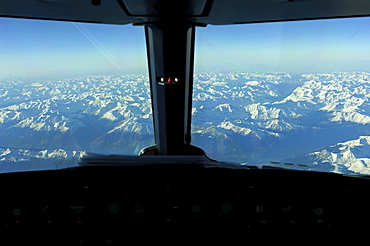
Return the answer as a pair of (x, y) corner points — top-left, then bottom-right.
(143, 20), (204, 156)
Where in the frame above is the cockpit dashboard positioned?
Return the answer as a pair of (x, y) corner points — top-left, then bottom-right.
(0, 165), (368, 245)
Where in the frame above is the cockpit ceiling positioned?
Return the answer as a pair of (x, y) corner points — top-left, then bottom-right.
(1, 0), (370, 25)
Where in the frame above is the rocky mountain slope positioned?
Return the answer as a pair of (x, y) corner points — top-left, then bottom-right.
(191, 72), (370, 168)
(282, 136), (370, 175)
(1, 71), (369, 174)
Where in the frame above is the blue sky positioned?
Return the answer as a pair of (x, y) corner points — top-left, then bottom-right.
(0, 18), (147, 77)
(196, 17), (370, 73)
(1, 16), (370, 77)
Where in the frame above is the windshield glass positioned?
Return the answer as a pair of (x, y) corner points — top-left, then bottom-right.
(0, 18), (153, 172)
(2, 17), (370, 176)
(193, 17), (370, 175)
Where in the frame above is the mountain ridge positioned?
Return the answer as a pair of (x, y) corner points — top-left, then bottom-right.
(1, 71), (370, 174)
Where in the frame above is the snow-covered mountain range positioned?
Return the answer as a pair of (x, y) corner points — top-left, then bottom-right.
(282, 136), (370, 175)
(1, 72), (370, 174)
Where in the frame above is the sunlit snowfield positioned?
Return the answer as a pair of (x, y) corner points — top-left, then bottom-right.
(0, 71), (370, 175)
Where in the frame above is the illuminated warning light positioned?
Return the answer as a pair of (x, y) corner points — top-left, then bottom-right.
(158, 78), (180, 85)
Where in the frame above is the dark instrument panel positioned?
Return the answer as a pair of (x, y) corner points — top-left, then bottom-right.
(0, 165), (368, 245)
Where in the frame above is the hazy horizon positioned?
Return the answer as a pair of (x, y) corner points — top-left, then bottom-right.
(2, 16), (370, 77)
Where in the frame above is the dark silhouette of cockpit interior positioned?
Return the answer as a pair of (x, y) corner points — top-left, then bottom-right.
(1, 0), (370, 244)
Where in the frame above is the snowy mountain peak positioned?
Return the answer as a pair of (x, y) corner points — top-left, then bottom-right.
(217, 120), (252, 136)
(283, 135), (370, 175)
(1, 72), (370, 175)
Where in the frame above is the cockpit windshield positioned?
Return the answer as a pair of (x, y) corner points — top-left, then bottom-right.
(0, 18), (153, 172)
(192, 17), (370, 175)
(1, 16), (370, 175)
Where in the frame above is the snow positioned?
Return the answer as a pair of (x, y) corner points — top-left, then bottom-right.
(101, 111), (118, 121)
(0, 91), (8, 97)
(284, 135), (370, 175)
(216, 104), (233, 112)
(1, 72), (370, 175)
(48, 149), (68, 159)
(218, 121), (252, 136)
(245, 81), (259, 86)
(0, 148), (11, 157)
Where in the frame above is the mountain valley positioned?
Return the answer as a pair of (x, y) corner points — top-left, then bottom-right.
(1, 71), (370, 174)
